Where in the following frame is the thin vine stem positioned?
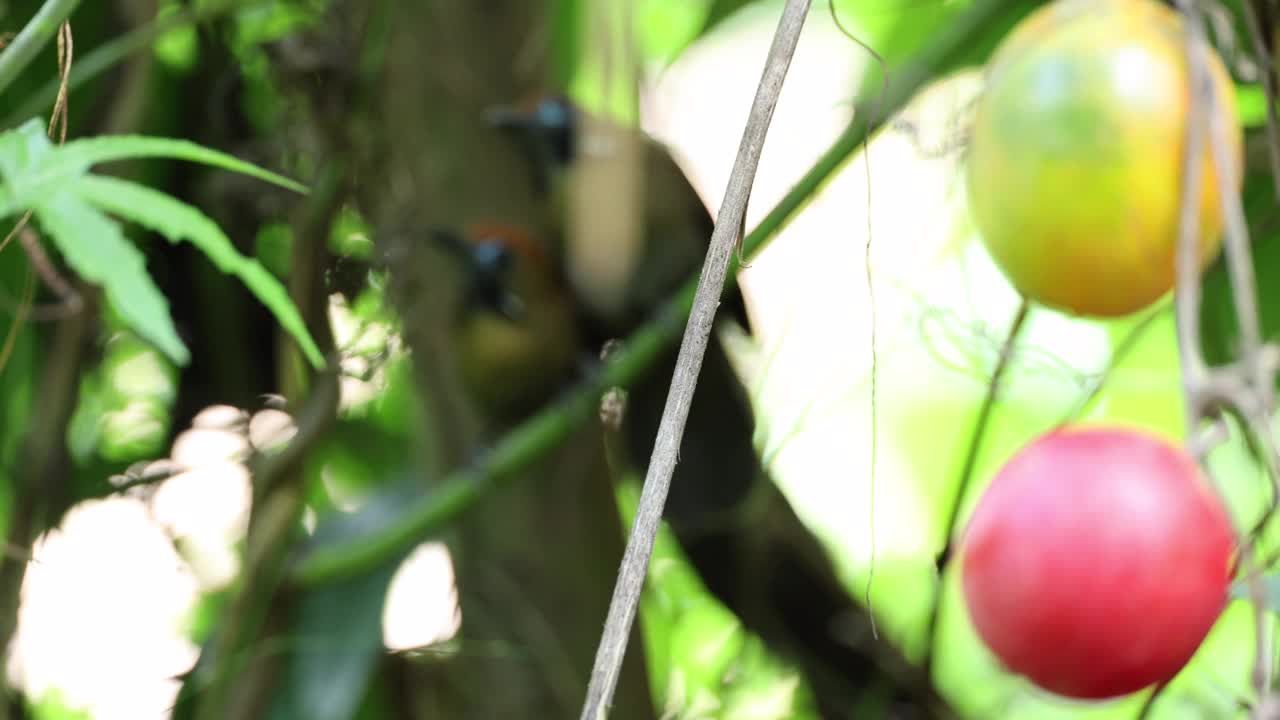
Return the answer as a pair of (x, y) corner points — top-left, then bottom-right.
(825, 0), (891, 640)
(0, 0), (82, 96)
(924, 297), (1031, 672)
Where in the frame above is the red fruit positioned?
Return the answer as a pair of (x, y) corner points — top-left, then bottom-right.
(959, 425), (1236, 699)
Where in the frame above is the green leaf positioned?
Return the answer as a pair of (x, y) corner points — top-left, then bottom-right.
(697, 0), (756, 42)
(34, 193), (190, 365)
(268, 554), (401, 720)
(272, 470), (424, 720)
(1199, 153), (1280, 374)
(1236, 83), (1270, 129)
(0, 118), (306, 218)
(24, 687), (94, 720)
(47, 131), (307, 193)
(74, 175), (325, 369)
(548, 0), (583, 88)
(0, 120), (320, 368)
(637, 0), (719, 65)
(0, 119), (56, 217)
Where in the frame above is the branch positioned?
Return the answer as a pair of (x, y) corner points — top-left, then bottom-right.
(1170, 0), (1278, 714)
(580, 1), (811, 715)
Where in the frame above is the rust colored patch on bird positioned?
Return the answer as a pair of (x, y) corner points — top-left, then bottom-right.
(465, 221), (551, 273)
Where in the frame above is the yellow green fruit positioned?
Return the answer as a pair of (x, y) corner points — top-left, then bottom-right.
(965, 0), (1244, 317)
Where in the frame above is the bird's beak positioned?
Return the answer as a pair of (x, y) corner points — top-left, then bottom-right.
(483, 103), (537, 133)
(428, 225), (471, 262)
(484, 103), (558, 194)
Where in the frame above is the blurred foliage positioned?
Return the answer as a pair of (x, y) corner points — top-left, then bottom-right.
(616, 477), (820, 719)
(66, 329), (176, 464)
(24, 689), (93, 720)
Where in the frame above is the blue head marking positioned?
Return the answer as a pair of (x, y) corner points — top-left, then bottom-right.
(534, 96), (577, 166)
(467, 239), (525, 321)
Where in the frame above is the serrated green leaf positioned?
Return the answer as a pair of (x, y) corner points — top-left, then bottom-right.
(0, 118), (307, 214)
(0, 119), (56, 217)
(74, 175), (324, 369)
(52, 132), (307, 193)
(34, 193), (190, 364)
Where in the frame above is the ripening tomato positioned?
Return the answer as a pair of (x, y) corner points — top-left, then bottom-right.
(959, 425), (1236, 699)
(966, 0), (1243, 317)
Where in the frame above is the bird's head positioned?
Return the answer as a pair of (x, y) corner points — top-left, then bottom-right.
(431, 222), (581, 422)
(485, 93), (580, 187)
(432, 222), (555, 323)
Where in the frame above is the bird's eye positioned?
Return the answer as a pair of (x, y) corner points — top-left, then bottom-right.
(536, 97), (573, 129)
(535, 97), (576, 166)
(471, 240), (512, 275)
(466, 240), (525, 322)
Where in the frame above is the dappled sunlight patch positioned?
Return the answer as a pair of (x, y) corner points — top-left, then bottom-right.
(148, 461), (251, 590)
(381, 542), (460, 653)
(7, 498), (199, 720)
(328, 290), (405, 413)
(248, 407), (297, 452)
(169, 426), (250, 467)
(190, 403), (249, 431)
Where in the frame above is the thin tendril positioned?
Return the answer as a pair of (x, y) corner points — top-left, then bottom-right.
(827, 0), (889, 638)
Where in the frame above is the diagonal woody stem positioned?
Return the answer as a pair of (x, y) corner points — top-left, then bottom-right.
(579, 2), (812, 716)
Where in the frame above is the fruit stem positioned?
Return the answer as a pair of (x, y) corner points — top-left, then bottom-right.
(923, 296), (1030, 671)
(940, 297), (1031, 559)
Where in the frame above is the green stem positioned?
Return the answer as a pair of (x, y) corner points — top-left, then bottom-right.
(0, 0), (83, 98)
(4, 8), (192, 129)
(943, 299), (1030, 554)
(1, 0), (272, 129)
(291, 0), (1042, 587)
(924, 297), (1030, 672)
(292, 309), (683, 585)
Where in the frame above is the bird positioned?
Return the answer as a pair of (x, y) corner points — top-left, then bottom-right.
(432, 220), (583, 424)
(437, 93), (955, 717)
(483, 93), (726, 338)
(482, 93), (761, 530)
(429, 221), (658, 720)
